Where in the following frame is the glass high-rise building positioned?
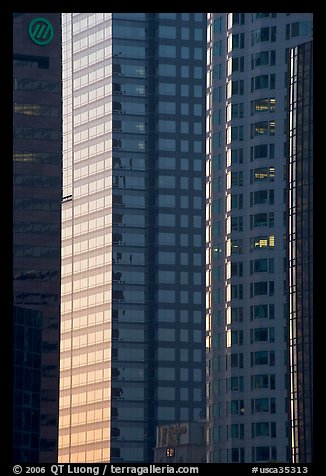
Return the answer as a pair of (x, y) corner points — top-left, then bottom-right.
(288, 40), (313, 463)
(206, 13), (313, 463)
(13, 13), (62, 462)
(59, 13), (206, 463)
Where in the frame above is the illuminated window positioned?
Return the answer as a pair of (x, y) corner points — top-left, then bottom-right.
(250, 235), (274, 251)
(251, 98), (276, 114)
(166, 448), (175, 457)
(270, 98), (276, 112)
(253, 98), (269, 113)
(231, 239), (243, 254)
(250, 167), (275, 183)
(14, 102), (59, 117)
(251, 121), (275, 137)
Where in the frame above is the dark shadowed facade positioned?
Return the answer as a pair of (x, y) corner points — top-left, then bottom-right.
(288, 40), (313, 464)
(13, 13), (62, 462)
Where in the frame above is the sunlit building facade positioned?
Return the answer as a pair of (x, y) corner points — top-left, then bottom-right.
(59, 13), (206, 463)
(288, 40), (313, 463)
(206, 13), (313, 463)
(13, 13), (62, 463)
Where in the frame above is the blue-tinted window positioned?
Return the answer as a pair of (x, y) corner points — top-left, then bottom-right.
(252, 27), (270, 45)
(158, 157), (176, 170)
(252, 398), (269, 413)
(158, 120), (176, 133)
(213, 40), (223, 57)
(158, 25), (176, 39)
(114, 24), (145, 39)
(194, 141), (201, 153)
(159, 44), (176, 58)
(286, 21), (311, 39)
(194, 104), (202, 115)
(194, 85), (202, 97)
(158, 194), (175, 207)
(181, 28), (189, 40)
(181, 140), (189, 152)
(252, 281), (268, 296)
(194, 48), (203, 60)
(158, 252), (175, 264)
(194, 66), (202, 79)
(251, 51), (269, 68)
(180, 177), (189, 190)
(194, 123), (202, 134)
(158, 233), (175, 246)
(194, 28), (203, 41)
(181, 65), (189, 78)
(114, 13), (145, 20)
(255, 422), (270, 437)
(159, 13), (176, 20)
(255, 446), (270, 462)
(181, 103), (189, 115)
(159, 83), (176, 95)
(113, 44), (145, 58)
(181, 47), (189, 59)
(158, 175), (176, 188)
(181, 84), (189, 97)
(253, 75), (269, 90)
(158, 102), (176, 114)
(158, 64), (176, 76)
(214, 16), (223, 33)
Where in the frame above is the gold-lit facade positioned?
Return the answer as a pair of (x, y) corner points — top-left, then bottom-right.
(59, 13), (113, 462)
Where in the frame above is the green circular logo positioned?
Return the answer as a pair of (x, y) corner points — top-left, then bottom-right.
(28, 17), (54, 46)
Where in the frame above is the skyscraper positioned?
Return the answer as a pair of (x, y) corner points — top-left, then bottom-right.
(13, 13), (62, 462)
(288, 40), (313, 463)
(206, 13), (313, 463)
(59, 13), (206, 463)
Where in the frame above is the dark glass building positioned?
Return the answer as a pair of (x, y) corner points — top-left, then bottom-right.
(59, 13), (206, 463)
(13, 306), (42, 462)
(13, 13), (62, 462)
(288, 40), (313, 463)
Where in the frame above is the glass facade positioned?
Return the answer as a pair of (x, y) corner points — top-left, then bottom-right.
(288, 41), (313, 463)
(13, 13), (62, 463)
(13, 306), (42, 462)
(59, 13), (206, 463)
(206, 13), (313, 463)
